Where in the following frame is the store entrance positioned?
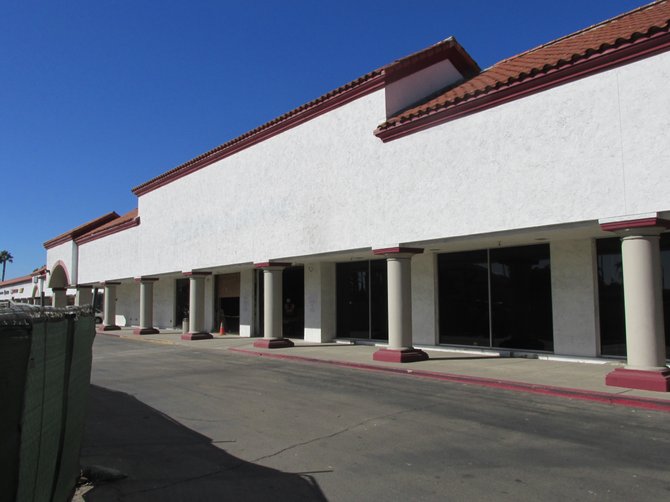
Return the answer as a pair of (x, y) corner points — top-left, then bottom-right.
(282, 266), (304, 338)
(216, 273), (240, 334)
(255, 266), (304, 338)
(336, 260), (388, 340)
(175, 278), (189, 329)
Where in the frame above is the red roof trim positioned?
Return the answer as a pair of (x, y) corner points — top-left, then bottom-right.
(375, 30), (670, 142)
(376, 1), (670, 141)
(0, 273), (35, 288)
(44, 212), (119, 249)
(75, 216), (140, 245)
(132, 72), (386, 196)
(372, 247), (424, 255)
(254, 262), (293, 269)
(600, 217), (670, 232)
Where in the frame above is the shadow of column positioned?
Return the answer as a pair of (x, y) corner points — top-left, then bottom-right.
(81, 385), (326, 501)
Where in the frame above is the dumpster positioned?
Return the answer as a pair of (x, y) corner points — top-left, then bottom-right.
(0, 303), (96, 502)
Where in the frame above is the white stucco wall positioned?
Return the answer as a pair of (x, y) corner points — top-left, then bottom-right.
(46, 241), (76, 287)
(0, 279), (35, 300)
(550, 239), (600, 356)
(77, 226), (140, 284)
(116, 282), (140, 327)
(411, 252), (438, 346)
(154, 278), (176, 329)
(304, 262), (336, 342)
(132, 50), (670, 278)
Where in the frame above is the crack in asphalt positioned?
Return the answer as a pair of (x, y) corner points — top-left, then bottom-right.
(119, 403), (437, 496)
(251, 402), (439, 463)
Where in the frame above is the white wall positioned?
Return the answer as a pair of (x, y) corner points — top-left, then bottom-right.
(46, 241), (76, 287)
(154, 278), (176, 329)
(550, 239), (600, 356)
(411, 252), (438, 346)
(116, 282), (140, 327)
(304, 262), (336, 342)
(77, 226), (140, 284)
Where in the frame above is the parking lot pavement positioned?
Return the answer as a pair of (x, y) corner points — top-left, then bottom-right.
(97, 328), (670, 409)
(81, 335), (670, 501)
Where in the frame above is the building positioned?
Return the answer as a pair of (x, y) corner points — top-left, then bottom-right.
(42, 1), (670, 391)
(0, 266), (49, 304)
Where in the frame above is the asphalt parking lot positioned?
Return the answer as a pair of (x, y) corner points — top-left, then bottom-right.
(80, 335), (670, 501)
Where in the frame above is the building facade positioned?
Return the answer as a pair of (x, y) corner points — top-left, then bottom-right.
(42, 1), (670, 390)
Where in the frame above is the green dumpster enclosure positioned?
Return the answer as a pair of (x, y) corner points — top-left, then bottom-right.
(0, 304), (96, 502)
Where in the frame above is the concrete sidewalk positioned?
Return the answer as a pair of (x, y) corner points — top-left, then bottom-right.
(97, 328), (670, 411)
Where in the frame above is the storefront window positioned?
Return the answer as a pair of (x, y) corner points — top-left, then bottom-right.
(336, 260), (388, 340)
(438, 244), (553, 351)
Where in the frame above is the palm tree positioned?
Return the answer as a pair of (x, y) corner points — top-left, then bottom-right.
(0, 250), (13, 281)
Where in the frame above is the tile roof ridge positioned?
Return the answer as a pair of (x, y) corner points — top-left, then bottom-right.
(490, 0), (667, 70)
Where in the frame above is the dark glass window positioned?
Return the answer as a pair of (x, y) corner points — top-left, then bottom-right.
(336, 260), (388, 340)
(490, 245), (553, 351)
(596, 238), (626, 356)
(438, 244), (553, 351)
(597, 235), (670, 358)
(438, 250), (489, 346)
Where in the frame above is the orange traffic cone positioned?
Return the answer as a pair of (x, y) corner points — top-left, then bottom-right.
(219, 321), (225, 336)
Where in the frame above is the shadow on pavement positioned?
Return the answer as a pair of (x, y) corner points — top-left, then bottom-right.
(80, 385), (326, 501)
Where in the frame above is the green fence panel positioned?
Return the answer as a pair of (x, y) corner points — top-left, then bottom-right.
(0, 318), (32, 501)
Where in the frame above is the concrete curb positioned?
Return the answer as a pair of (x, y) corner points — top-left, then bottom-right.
(228, 347), (670, 413)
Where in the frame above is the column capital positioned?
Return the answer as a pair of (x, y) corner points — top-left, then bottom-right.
(75, 284), (93, 290)
(102, 281), (121, 286)
(373, 247), (423, 258)
(52, 287), (67, 292)
(254, 262), (292, 269)
(182, 271), (211, 277)
(600, 216), (670, 235)
(134, 276), (159, 282)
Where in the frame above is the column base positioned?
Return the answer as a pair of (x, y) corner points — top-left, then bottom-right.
(373, 348), (429, 363)
(133, 328), (160, 335)
(605, 367), (670, 392)
(253, 338), (295, 349)
(101, 325), (121, 331)
(181, 332), (214, 341)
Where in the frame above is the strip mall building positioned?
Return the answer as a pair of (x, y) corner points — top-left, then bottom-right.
(40, 1), (670, 391)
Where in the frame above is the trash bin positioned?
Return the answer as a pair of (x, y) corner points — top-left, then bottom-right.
(0, 304), (96, 502)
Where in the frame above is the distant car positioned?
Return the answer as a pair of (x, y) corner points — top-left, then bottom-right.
(95, 310), (103, 324)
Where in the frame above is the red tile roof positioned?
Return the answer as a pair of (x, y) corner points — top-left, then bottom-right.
(376, 0), (670, 137)
(44, 212), (119, 249)
(75, 208), (140, 245)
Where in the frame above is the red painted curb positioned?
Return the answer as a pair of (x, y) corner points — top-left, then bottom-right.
(227, 347), (670, 413)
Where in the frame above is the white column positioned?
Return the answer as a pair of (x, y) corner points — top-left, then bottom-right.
(134, 278), (159, 335)
(181, 272), (213, 340)
(75, 286), (93, 307)
(102, 282), (120, 331)
(601, 217), (670, 392)
(253, 263), (294, 348)
(621, 234), (666, 370)
(52, 288), (68, 308)
(372, 248), (428, 363)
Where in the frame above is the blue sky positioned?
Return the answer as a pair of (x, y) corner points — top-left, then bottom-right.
(0, 0), (650, 278)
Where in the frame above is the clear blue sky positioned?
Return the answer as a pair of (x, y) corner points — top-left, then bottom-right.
(0, 0), (650, 279)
